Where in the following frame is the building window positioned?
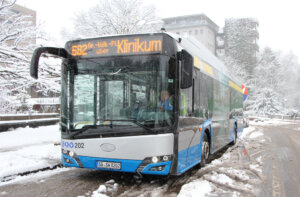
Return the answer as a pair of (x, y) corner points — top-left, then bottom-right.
(176, 32), (180, 35)
(189, 31), (192, 35)
(200, 29), (203, 34)
(195, 30), (198, 35)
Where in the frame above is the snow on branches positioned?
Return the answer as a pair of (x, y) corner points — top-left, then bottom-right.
(222, 18), (300, 115)
(0, 1), (60, 113)
(62, 0), (160, 40)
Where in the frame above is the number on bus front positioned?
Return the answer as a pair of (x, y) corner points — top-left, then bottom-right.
(72, 45), (87, 56)
(75, 143), (84, 149)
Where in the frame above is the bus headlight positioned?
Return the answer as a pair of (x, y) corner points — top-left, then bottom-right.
(69, 151), (74, 157)
(162, 155), (169, 161)
(152, 156), (159, 163)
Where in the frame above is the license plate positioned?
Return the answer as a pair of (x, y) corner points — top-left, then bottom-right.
(97, 161), (121, 170)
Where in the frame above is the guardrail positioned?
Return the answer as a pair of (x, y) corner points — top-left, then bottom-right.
(0, 114), (60, 132)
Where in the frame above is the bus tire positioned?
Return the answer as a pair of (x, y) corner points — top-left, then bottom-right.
(230, 125), (237, 145)
(200, 132), (210, 167)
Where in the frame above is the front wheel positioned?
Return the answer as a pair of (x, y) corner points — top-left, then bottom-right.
(200, 133), (210, 167)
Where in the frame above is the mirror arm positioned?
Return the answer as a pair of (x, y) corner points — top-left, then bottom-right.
(30, 47), (69, 79)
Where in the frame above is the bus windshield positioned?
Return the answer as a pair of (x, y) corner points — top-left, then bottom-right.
(61, 55), (176, 134)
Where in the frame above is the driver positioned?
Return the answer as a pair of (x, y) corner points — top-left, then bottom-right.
(160, 90), (173, 111)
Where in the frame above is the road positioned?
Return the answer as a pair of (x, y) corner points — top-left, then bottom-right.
(260, 122), (300, 197)
(0, 121), (300, 197)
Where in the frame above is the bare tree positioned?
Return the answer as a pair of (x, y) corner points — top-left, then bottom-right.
(63, 0), (160, 40)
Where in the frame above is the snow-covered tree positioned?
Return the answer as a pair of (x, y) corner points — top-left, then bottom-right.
(278, 52), (300, 111)
(62, 0), (160, 40)
(0, 1), (61, 113)
(223, 18), (259, 81)
(252, 47), (282, 114)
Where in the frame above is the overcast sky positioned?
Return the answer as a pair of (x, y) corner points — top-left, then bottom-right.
(17, 0), (300, 58)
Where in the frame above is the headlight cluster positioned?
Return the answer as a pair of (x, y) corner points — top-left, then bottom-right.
(137, 155), (172, 173)
(62, 149), (75, 157)
(151, 155), (171, 163)
(62, 149), (84, 168)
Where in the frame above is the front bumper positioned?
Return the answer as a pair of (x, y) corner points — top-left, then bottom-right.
(62, 153), (172, 175)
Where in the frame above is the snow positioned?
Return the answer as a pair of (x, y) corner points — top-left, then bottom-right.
(250, 118), (298, 126)
(0, 113), (58, 117)
(0, 168), (69, 187)
(211, 172), (233, 185)
(0, 124), (61, 182)
(177, 180), (212, 197)
(240, 126), (256, 139)
(97, 185), (107, 193)
(0, 118), (59, 125)
(91, 185), (109, 197)
(249, 131), (263, 139)
(0, 144), (60, 178)
(0, 125), (60, 148)
(249, 164), (262, 173)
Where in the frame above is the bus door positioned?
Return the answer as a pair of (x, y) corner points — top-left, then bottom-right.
(178, 86), (201, 173)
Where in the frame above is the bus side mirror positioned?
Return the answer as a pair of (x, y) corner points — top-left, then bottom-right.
(30, 47), (69, 79)
(180, 50), (193, 89)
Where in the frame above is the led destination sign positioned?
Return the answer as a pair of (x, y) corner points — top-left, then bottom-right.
(67, 35), (163, 58)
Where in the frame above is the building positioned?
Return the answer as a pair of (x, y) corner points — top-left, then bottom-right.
(162, 14), (219, 55)
(9, 3), (36, 26)
(11, 3), (36, 46)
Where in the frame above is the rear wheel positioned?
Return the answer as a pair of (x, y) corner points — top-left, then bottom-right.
(200, 133), (210, 167)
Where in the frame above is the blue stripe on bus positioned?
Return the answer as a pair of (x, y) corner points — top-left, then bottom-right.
(142, 161), (172, 175)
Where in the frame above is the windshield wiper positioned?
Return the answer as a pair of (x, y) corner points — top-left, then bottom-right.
(69, 119), (156, 139)
(69, 125), (105, 139)
(100, 119), (155, 133)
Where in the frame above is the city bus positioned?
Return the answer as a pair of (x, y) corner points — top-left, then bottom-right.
(30, 33), (244, 176)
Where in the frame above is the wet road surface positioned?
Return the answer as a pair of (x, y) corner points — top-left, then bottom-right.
(260, 122), (300, 197)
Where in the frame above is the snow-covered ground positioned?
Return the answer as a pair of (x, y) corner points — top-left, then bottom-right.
(0, 124), (62, 184)
(250, 117), (300, 126)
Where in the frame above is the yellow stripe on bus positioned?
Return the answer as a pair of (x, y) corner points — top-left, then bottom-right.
(193, 56), (201, 69)
(229, 80), (243, 93)
(202, 62), (213, 76)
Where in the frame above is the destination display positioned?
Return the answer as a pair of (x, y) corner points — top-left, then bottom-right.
(66, 35), (163, 58)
